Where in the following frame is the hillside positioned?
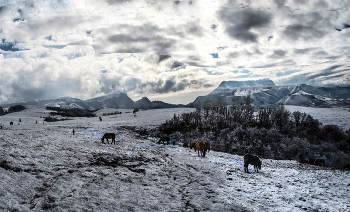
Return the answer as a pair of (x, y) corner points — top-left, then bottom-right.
(0, 106), (349, 211)
(193, 80), (350, 108)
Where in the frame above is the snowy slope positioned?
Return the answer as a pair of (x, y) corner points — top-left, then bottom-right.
(0, 106), (349, 211)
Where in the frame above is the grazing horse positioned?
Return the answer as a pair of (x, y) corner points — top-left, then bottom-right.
(195, 142), (208, 157)
(314, 158), (325, 167)
(101, 133), (116, 144)
(183, 142), (188, 148)
(10, 122), (13, 125)
(244, 154), (262, 173)
(205, 142), (210, 155)
(158, 136), (170, 145)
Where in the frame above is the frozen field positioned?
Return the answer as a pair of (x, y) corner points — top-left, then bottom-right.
(0, 106), (349, 211)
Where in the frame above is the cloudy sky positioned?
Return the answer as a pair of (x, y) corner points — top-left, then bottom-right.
(0, 0), (350, 104)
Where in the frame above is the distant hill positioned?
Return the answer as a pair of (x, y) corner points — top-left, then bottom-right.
(0, 93), (188, 110)
(193, 80), (350, 108)
(1, 79), (349, 110)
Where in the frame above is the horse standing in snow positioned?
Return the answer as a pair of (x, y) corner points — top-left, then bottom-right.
(101, 133), (116, 145)
(314, 158), (325, 167)
(195, 142), (209, 157)
(158, 136), (170, 145)
(183, 142), (188, 148)
(244, 154), (262, 173)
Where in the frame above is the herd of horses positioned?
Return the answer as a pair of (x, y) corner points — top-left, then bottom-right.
(100, 133), (335, 173)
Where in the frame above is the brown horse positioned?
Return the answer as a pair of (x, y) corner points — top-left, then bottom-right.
(158, 136), (170, 145)
(314, 158), (325, 167)
(101, 133), (116, 144)
(205, 142), (210, 155)
(244, 154), (262, 173)
(195, 142), (208, 157)
(183, 142), (188, 148)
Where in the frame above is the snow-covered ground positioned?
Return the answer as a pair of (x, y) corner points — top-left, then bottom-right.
(1, 106), (349, 211)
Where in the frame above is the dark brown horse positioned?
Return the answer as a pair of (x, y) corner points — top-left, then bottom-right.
(205, 142), (210, 155)
(183, 142), (188, 148)
(195, 142), (209, 157)
(101, 133), (116, 144)
(244, 154), (262, 173)
(314, 158), (325, 167)
(158, 136), (170, 145)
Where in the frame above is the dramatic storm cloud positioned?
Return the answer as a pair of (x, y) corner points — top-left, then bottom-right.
(0, 0), (349, 104)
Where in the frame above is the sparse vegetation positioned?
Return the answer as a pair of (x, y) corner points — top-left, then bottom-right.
(158, 96), (350, 169)
(46, 106), (96, 117)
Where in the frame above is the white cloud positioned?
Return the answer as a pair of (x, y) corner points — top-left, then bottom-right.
(0, 0), (350, 104)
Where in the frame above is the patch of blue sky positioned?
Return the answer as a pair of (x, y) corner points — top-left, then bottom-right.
(166, 65), (187, 72)
(268, 36), (273, 41)
(217, 46), (227, 51)
(101, 70), (108, 73)
(276, 69), (301, 77)
(2, 52), (23, 59)
(206, 70), (223, 75)
(231, 70), (239, 74)
(44, 45), (66, 49)
(66, 52), (86, 59)
(240, 69), (250, 73)
(210, 53), (219, 58)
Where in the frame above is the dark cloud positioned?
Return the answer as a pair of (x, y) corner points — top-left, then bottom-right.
(0, 5), (6, 15)
(0, 40), (20, 51)
(174, 0), (181, 5)
(158, 55), (171, 63)
(99, 75), (122, 94)
(294, 48), (315, 54)
(95, 24), (176, 54)
(9, 82), (48, 102)
(13, 18), (23, 22)
(284, 24), (325, 41)
(336, 23), (350, 32)
(274, 0), (286, 8)
(217, 8), (272, 42)
(108, 34), (151, 43)
(270, 50), (287, 58)
(283, 12), (330, 41)
(172, 61), (184, 69)
(306, 65), (343, 80)
(139, 77), (210, 94)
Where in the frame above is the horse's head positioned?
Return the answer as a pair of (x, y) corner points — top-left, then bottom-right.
(258, 160), (262, 170)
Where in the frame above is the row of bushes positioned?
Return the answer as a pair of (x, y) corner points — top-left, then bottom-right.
(158, 101), (350, 169)
(46, 106), (96, 117)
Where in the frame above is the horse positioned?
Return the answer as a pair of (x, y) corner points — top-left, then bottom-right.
(158, 136), (170, 145)
(10, 122), (13, 125)
(244, 154), (262, 173)
(99, 117), (102, 121)
(101, 133), (116, 144)
(314, 158), (325, 167)
(190, 142), (198, 149)
(183, 142), (188, 148)
(195, 142), (208, 157)
(205, 142), (210, 155)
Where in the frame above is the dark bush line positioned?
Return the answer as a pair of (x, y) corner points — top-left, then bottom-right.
(46, 106), (97, 117)
(158, 99), (350, 169)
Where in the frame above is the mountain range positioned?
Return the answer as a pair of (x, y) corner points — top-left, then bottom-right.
(1, 78), (349, 110)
